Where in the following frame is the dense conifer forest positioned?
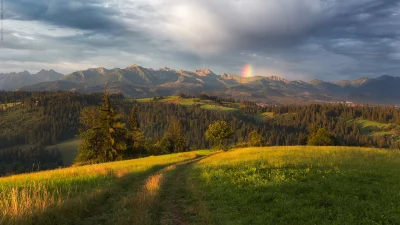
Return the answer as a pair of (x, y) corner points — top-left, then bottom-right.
(1, 91), (400, 174)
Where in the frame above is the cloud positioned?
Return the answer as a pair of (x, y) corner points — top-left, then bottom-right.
(8, 0), (124, 31)
(1, 0), (400, 81)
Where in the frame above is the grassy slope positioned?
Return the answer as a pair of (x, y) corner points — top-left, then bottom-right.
(45, 139), (82, 166)
(357, 119), (394, 136)
(255, 112), (274, 121)
(348, 118), (398, 136)
(0, 150), (212, 224)
(2, 146), (400, 224)
(189, 147), (400, 224)
(131, 96), (238, 112)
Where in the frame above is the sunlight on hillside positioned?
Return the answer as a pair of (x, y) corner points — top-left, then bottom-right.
(0, 151), (211, 224)
(190, 147), (400, 224)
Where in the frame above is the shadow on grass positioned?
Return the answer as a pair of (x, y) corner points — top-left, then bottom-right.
(3, 154), (211, 225)
(3, 164), (165, 225)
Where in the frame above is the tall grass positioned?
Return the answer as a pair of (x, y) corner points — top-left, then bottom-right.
(0, 151), (209, 223)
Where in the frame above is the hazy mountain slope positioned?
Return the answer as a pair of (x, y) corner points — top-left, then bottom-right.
(0, 70), (63, 91)
(349, 75), (400, 104)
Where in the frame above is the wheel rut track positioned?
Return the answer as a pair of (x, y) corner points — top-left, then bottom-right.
(101, 154), (214, 225)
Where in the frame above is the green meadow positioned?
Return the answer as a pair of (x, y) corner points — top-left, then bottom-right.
(130, 96), (238, 112)
(1, 146), (400, 224)
(347, 118), (399, 136)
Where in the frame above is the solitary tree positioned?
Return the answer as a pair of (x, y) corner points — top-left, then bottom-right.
(307, 126), (335, 146)
(205, 121), (234, 150)
(160, 119), (187, 153)
(248, 130), (263, 147)
(76, 90), (127, 163)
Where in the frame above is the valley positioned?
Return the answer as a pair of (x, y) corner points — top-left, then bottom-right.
(2, 93), (400, 172)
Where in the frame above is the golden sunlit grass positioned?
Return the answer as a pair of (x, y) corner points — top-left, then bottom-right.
(0, 151), (211, 224)
(3, 146), (400, 224)
(108, 157), (209, 225)
(127, 164), (176, 224)
(0, 102), (22, 110)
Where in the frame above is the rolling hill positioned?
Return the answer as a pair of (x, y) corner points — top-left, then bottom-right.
(2, 64), (399, 104)
(1, 146), (400, 224)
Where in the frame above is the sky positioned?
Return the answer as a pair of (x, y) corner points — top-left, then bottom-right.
(1, 0), (400, 81)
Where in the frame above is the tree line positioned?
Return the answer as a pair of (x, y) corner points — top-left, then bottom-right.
(0, 146), (63, 176)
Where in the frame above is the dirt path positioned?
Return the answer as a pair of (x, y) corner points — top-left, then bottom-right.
(157, 156), (213, 225)
(79, 166), (165, 225)
(104, 155), (212, 225)
(30, 154), (214, 225)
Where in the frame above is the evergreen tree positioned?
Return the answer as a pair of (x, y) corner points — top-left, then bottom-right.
(129, 106), (140, 131)
(76, 90), (127, 163)
(160, 119), (187, 153)
(127, 106), (145, 155)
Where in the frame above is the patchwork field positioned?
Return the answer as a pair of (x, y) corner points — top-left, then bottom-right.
(130, 96), (238, 112)
(1, 146), (400, 224)
(348, 118), (399, 136)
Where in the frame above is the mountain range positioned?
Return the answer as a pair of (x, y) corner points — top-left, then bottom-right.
(0, 70), (63, 91)
(2, 64), (400, 105)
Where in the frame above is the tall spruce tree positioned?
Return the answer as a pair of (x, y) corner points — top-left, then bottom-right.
(128, 106), (145, 152)
(76, 90), (127, 163)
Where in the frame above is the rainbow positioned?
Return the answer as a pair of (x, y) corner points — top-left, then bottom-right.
(242, 64), (253, 78)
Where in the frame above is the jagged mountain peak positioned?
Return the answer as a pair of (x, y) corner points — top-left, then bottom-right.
(334, 77), (370, 87)
(161, 67), (173, 72)
(88, 67), (106, 74)
(0, 69), (63, 91)
(125, 64), (142, 70)
(268, 76), (289, 83)
(6, 64), (400, 105)
(309, 79), (326, 85)
(18, 71), (31, 76)
(194, 68), (215, 77)
(220, 73), (238, 79)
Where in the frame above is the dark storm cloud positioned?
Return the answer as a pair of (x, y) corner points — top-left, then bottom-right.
(1, 0), (400, 80)
(7, 0), (124, 31)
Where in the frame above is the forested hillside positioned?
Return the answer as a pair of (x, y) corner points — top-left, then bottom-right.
(1, 91), (400, 175)
(1, 91), (400, 150)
